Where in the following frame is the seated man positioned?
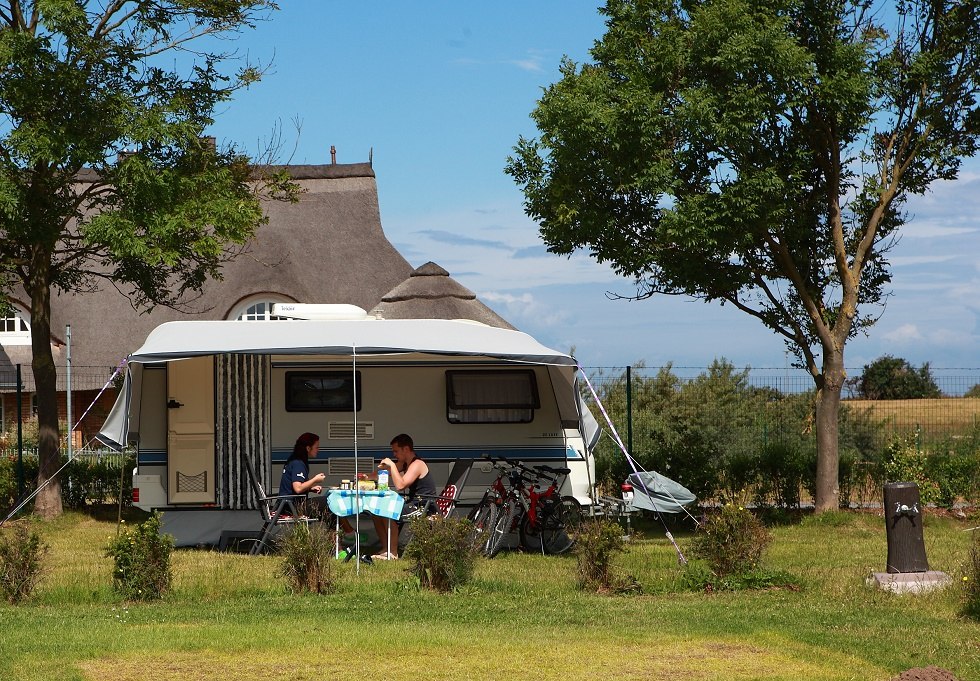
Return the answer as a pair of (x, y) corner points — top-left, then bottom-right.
(371, 433), (437, 560)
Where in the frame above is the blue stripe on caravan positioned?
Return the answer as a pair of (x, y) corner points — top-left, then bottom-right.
(137, 449), (167, 464)
(271, 445), (584, 463)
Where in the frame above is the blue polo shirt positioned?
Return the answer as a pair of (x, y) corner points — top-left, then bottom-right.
(278, 458), (309, 498)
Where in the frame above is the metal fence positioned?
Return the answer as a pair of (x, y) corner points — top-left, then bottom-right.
(581, 365), (980, 506)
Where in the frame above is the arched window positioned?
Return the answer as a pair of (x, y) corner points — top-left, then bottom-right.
(0, 306), (31, 345)
(229, 297), (293, 321)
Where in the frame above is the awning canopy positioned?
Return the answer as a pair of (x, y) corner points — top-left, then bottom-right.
(125, 319), (577, 365)
(98, 318), (588, 450)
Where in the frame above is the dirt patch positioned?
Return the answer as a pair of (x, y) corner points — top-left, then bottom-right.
(888, 667), (959, 681)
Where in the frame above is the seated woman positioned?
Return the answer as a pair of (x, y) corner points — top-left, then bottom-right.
(280, 432), (355, 535)
(372, 433), (437, 560)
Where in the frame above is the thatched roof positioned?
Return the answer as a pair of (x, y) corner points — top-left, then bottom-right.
(370, 262), (516, 330)
(2, 162), (414, 386)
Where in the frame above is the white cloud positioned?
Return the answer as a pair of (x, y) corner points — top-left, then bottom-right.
(881, 323), (924, 342)
(900, 221), (979, 239)
(889, 254), (959, 266)
(479, 290), (569, 328)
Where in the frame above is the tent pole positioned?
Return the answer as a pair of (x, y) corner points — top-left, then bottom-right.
(353, 344), (359, 575)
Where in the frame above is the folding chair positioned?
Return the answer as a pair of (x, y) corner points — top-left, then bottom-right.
(403, 459), (473, 521)
(242, 456), (318, 555)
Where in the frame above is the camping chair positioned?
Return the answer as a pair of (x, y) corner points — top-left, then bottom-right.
(400, 460), (472, 526)
(242, 456), (318, 555)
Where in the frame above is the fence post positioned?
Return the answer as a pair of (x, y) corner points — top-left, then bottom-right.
(16, 363), (23, 497)
(626, 365), (633, 461)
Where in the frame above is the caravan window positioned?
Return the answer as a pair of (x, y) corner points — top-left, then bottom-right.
(446, 370), (539, 424)
(285, 372), (361, 412)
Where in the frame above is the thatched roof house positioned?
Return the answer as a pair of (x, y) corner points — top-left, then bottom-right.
(2, 162), (413, 383)
(371, 262), (516, 330)
(0, 161), (515, 436)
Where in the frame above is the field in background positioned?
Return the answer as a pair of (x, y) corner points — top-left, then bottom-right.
(844, 398), (980, 437)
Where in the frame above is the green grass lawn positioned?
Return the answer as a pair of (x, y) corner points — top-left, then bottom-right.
(1, 510), (977, 681)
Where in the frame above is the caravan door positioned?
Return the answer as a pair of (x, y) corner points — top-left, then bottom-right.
(167, 356), (216, 504)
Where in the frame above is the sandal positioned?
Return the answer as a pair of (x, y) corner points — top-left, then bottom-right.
(371, 551), (397, 561)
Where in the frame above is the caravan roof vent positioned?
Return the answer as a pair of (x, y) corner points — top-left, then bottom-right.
(271, 303), (369, 321)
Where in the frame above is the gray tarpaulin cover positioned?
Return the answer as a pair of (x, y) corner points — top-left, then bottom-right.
(627, 471), (697, 514)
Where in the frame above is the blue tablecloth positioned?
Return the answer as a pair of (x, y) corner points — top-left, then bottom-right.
(326, 489), (404, 521)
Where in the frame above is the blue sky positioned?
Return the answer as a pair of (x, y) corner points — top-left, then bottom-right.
(208, 2), (980, 374)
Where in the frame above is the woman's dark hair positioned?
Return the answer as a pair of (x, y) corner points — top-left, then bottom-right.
(288, 432), (319, 464)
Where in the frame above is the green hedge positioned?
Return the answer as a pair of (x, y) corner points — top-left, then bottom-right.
(1, 453), (133, 512)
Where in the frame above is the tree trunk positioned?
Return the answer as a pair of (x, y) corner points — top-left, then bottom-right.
(29, 257), (63, 519)
(814, 351), (845, 512)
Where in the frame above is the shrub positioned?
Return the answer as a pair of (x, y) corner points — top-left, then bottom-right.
(61, 455), (134, 509)
(574, 518), (641, 594)
(0, 455), (39, 511)
(105, 512), (174, 601)
(883, 436), (941, 505)
(0, 522), (47, 604)
(689, 504), (772, 577)
(754, 441), (811, 508)
(276, 522), (337, 595)
(857, 355), (941, 399)
(926, 449), (980, 509)
(965, 534), (980, 621)
(402, 515), (479, 593)
(680, 561), (799, 592)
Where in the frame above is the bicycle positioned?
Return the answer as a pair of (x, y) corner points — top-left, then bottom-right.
(466, 458), (511, 555)
(482, 457), (582, 557)
(517, 464), (581, 556)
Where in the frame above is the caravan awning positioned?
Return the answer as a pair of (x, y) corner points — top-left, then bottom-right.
(97, 318), (581, 450)
(126, 319), (577, 366)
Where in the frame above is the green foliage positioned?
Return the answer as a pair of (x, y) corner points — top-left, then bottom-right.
(0, 1), (284, 516)
(573, 518), (641, 594)
(883, 436), (941, 505)
(105, 512), (174, 601)
(925, 448), (980, 509)
(402, 516), (480, 593)
(590, 361), (822, 505)
(681, 561), (799, 593)
(61, 455), (134, 509)
(965, 534), (980, 621)
(508, 0), (980, 513)
(689, 505), (773, 578)
(0, 454), (39, 511)
(0, 522), (47, 604)
(965, 385), (980, 398)
(0, 452), (132, 512)
(858, 355), (942, 399)
(276, 523), (336, 595)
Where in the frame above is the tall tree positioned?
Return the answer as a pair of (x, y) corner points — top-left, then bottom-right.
(507, 0), (980, 511)
(0, 1), (282, 518)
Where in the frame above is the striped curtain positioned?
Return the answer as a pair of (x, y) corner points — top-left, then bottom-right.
(215, 354), (270, 509)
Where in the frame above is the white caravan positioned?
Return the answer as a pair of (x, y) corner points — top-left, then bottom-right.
(98, 312), (600, 546)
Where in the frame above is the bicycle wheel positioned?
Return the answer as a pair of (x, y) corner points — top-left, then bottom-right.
(541, 496), (583, 555)
(486, 500), (515, 558)
(518, 502), (548, 553)
(469, 500), (499, 555)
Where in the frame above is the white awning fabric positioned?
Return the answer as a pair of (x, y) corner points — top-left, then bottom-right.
(97, 319), (582, 450)
(126, 319), (577, 365)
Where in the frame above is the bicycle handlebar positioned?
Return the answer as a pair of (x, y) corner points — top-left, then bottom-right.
(482, 453), (569, 483)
